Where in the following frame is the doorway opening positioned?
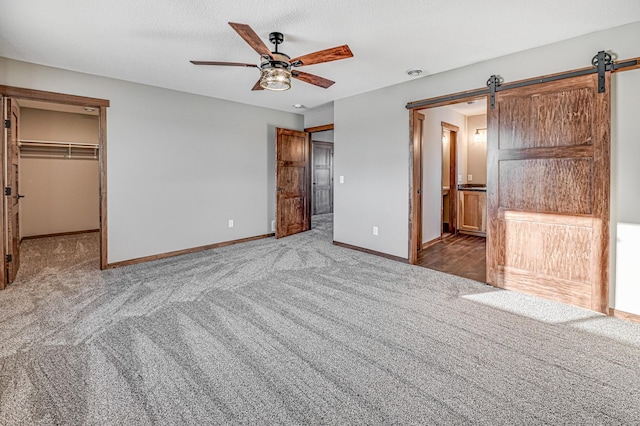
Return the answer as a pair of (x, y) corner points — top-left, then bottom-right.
(1, 86), (109, 289)
(409, 97), (488, 282)
(308, 124), (334, 222)
(311, 137), (334, 216)
(275, 124), (333, 239)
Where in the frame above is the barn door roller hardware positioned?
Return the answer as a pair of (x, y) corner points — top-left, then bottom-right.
(406, 51), (638, 110)
(487, 75), (502, 110)
(592, 51), (613, 93)
(485, 51), (635, 109)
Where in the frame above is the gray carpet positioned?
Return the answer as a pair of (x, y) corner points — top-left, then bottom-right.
(1, 214), (639, 425)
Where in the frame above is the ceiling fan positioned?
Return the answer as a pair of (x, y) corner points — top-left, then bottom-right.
(190, 22), (353, 92)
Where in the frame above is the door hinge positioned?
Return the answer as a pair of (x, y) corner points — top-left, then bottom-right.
(5, 254), (12, 263)
(4, 187), (11, 196)
(3, 119), (10, 129)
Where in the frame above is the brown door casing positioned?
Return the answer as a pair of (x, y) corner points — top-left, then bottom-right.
(0, 85), (109, 274)
(276, 128), (311, 238)
(5, 99), (21, 283)
(486, 73), (610, 313)
(442, 122), (458, 236)
(0, 96), (5, 289)
(409, 111), (424, 258)
(312, 141), (333, 215)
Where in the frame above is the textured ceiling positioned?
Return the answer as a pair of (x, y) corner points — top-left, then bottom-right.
(2, 1), (640, 113)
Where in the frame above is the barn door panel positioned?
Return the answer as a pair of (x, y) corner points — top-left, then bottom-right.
(487, 73), (610, 313)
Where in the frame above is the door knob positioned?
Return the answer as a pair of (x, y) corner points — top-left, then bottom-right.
(276, 187), (284, 191)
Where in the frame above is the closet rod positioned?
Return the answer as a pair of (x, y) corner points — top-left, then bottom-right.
(19, 139), (99, 148)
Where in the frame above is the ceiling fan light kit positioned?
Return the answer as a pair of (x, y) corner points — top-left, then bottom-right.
(191, 23), (353, 92)
(259, 33), (292, 91)
(260, 66), (292, 91)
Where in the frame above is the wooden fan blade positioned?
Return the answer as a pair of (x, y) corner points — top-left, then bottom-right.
(251, 79), (264, 91)
(190, 61), (258, 67)
(290, 45), (353, 66)
(291, 71), (335, 89)
(229, 22), (273, 58)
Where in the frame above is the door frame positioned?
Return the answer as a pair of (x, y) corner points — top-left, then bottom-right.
(408, 95), (487, 265)
(441, 122), (459, 236)
(306, 124), (335, 221)
(311, 140), (334, 215)
(0, 85), (110, 288)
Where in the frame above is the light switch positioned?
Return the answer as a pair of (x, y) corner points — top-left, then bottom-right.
(339, 176), (344, 184)
(468, 174), (473, 181)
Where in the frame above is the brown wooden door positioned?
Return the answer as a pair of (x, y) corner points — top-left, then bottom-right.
(4, 98), (21, 284)
(276, 128), (311, 238)
(487, 73), (610, 313)
(312, 141), (333, 215)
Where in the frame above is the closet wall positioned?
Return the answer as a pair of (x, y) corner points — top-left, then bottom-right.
(20, 107), (99, 237)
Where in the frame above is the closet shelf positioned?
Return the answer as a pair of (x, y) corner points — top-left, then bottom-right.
(19, 139), (99, 159)
(19, 139), (99, 149)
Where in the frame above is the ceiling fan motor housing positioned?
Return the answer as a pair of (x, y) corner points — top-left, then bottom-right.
(260, 52), (291, 71)
(269, 32), (284, 46)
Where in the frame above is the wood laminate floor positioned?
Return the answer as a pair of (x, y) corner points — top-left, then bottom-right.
(417, 234), (486, 283)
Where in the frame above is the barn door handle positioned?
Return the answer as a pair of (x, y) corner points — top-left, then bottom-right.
(17, 194), (25, 200)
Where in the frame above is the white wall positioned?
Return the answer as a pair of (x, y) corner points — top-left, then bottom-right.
(466, 114), (487, 185)
(420, 106), (466, 244)
(334, 94), (408, 256)
(611, 69), (640, 315)
(304, 103), (334, 142)
(21, 159), (99, 236)
(0, 57), (303, 263)
(334, 21), (640, 314)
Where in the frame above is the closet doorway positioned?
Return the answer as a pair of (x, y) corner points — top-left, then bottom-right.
(0, 86), (109, 289)
(19, 100), (99, 236)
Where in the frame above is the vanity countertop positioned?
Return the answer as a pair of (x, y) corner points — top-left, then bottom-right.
(458, 184), (486, 192)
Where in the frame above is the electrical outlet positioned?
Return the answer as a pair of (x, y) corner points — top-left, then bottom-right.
(339, 176), (345, 184)
(271, 220), (275, 232)
(228, 219), (234, 228)
(373, 226), (379, 236)
(468, 174), (473, 181)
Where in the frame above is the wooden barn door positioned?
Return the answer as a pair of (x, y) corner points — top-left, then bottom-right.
(486, 73), (610, 313)
(276, 128), (311, 238)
